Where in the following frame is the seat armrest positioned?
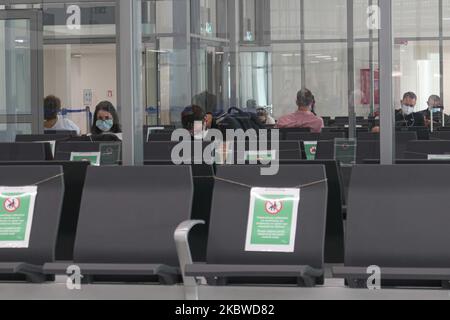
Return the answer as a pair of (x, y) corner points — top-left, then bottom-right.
(174, 220), (205, 300)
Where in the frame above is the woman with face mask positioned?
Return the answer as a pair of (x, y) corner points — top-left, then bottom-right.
(91, 101), (122, 140)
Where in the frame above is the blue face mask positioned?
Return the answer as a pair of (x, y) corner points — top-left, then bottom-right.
(96, 119), (114, 132)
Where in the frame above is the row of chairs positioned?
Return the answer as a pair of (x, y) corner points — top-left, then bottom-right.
(1, 162), (450, 290)
(5, 138), (450, 164)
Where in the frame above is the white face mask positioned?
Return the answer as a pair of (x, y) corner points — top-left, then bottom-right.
(402, 105), (414, 115)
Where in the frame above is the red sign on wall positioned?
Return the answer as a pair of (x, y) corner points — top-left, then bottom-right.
(360, 69), (379, 105)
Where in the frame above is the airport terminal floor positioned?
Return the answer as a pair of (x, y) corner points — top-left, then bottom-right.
(2, 0), (450, 305)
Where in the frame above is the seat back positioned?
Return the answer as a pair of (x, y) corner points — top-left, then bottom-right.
(405, 140), (450, 159)
(0, 143), (49, 161)
(73, 166), (193, 266)
(0, 166), (64, 265)
(286, 132), (346, 142)
(206, 165), (327, 269)
(0, 162), (88, 261)
(280, 160), (344, 263)
(144, 141), (212, 163)
(346, 165), (450, 268)
(15, 134), (72, 143)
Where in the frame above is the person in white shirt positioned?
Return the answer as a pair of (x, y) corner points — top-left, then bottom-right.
(44, 95), (81, 135)
(91, 101), (123, 140)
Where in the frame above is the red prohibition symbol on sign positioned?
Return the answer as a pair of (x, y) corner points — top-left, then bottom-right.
(265, 200), (283, 215)
(3, 197), (20, 213)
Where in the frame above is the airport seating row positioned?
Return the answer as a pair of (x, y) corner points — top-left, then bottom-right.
(1, 162), (450, 290)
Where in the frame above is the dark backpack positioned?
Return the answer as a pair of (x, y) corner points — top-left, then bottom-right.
(215, 107), (265, 133)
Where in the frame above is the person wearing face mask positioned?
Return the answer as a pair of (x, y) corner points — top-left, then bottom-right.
(423, 95), (448, 128)
(91, 101), (122, 140)
(395, 92), (425, 128)
(276, 89), (324, 133)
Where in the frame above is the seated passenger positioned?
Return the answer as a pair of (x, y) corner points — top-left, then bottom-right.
(257, 107), (276, 125)
(44, 95), (81, 135)
(423, 95), (448, 127)
(91, 101), (122, 140)
(395, 92), (425, 128)
(181, 105), (206, 137)
(276, 89), (324, 133)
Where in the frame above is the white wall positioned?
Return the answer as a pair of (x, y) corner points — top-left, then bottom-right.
(44, 44), (116, 134)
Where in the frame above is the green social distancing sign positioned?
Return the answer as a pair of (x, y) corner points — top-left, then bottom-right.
(304, 141), (318, 161)
(0, 186), (38, 248)
(245, 188), (300, 253)
(70, 152), (101, 166)
(245, 150), (277, 162)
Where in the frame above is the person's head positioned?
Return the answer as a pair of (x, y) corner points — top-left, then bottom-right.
(296, 89), (315, 111)
(181, 105), (205, 133)
(44, 95), (62, 121)
(92, 101), (121, 134)
(400, 92), (417, 115)
(257, 108), (269, 124)
(205, 112), (214, 129)
(427, 95), (443, 109)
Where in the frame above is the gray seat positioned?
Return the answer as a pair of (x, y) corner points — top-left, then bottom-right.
(333, 165), (450, 288)
(181, 165), (327, 287)
(405, 140), (450, 159)
(44, 166), (193, 285)
(0, 166), (64, 282)
(0, 143), (50, 161)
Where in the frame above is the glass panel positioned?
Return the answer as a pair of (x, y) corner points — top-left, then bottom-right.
(0, 19), (31, 116)
(43, 43), (117, 134)
(43, 2), (116, 39)
(239, 51), (270, 110)
(304, 0), (347, 40)
(270, 0), (301, 41)
(242, 0), (256, 42)
(393, 40), (440, 112)
(304, 42), (348, 117)
(0, 17), (32, 142)
(393, 0), (439, 38)
(271, 43), (301, 119)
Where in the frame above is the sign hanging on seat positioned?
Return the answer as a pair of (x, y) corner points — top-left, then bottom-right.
(245, 188), (300, 253)
(70, 152), (101, 166)
(0, 186), (38, 249)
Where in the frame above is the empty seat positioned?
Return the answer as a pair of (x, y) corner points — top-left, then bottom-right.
(430, 131), (450, 141)
(278, 128), (310, 140)
(280, 160), (344, 263)
(44, 166), (193, 284)
(54, 141), (121, 165)
(0, 143), (50, 161)
(234, 141), (303, 162)
(0, 166), (64, 282)
(333, 165), (450, 288)
(285, 132), (346, 142)
(15, 134), (72, 143)
(316, 140), (379, 164)
(147, 133), (174, 142)
(0, 161), (89, 261)
(144, 141), (213, 163)
(405, 140), (450, 159)
(180, 164), (327, 287)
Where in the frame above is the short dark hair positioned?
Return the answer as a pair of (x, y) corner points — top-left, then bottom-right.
(181, 105), (205, 131)
(44, 95), (61, 121)
(91, 101), (122, 134)
(403, 92), (417, 101)
(296, 89), (314, 108)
